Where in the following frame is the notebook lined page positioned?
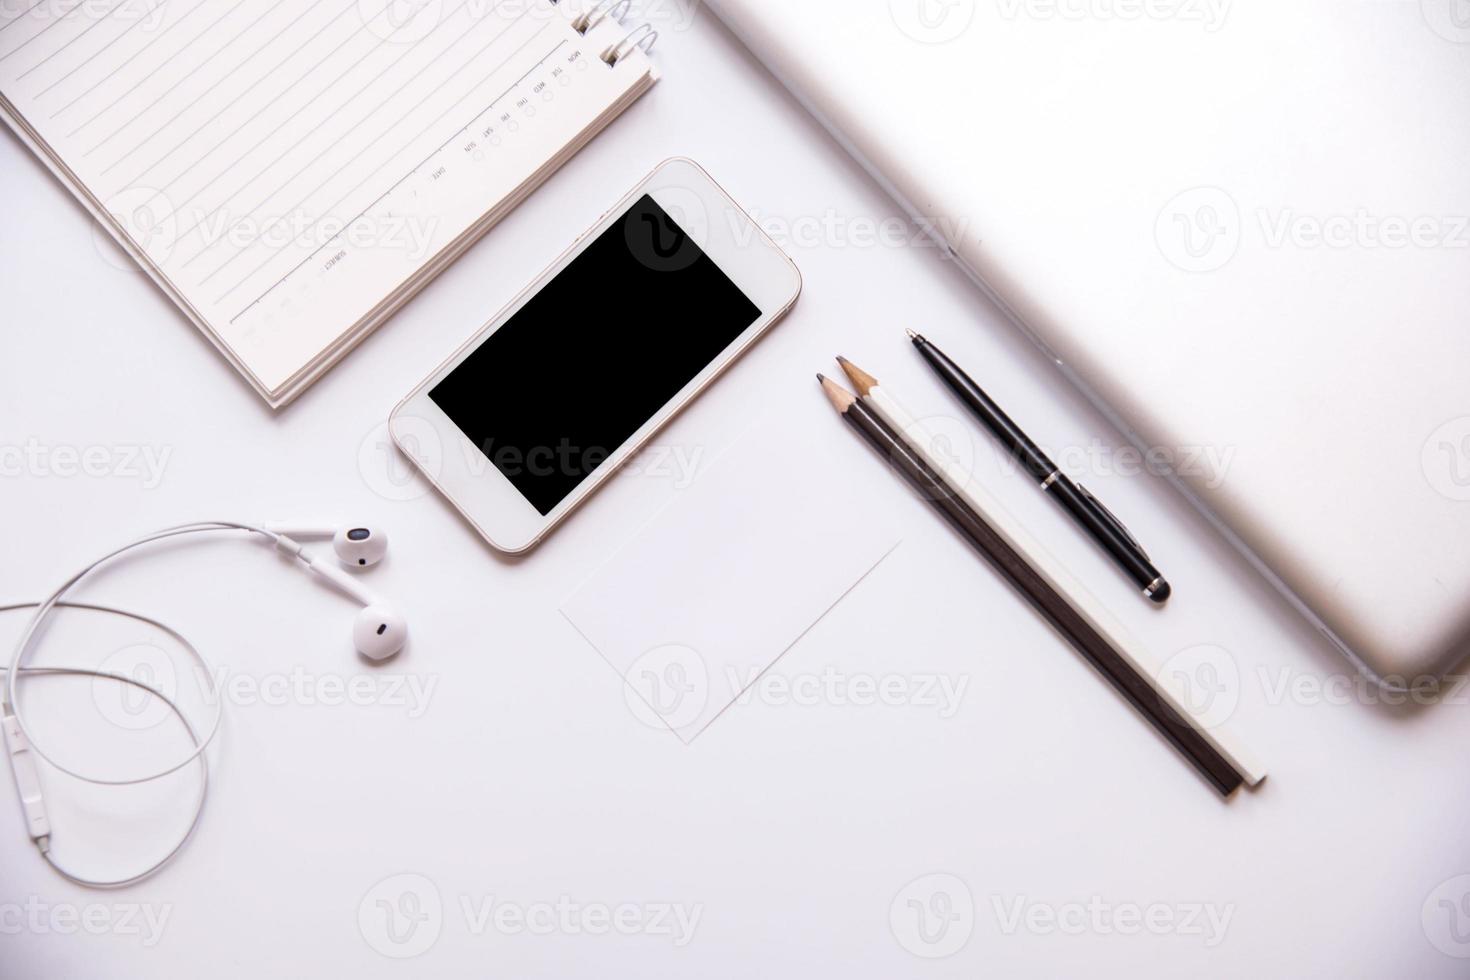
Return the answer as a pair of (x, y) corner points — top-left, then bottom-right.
(0, 0), (655, 398)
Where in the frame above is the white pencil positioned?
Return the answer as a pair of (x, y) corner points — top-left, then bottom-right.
(837, 356), (1265, 788)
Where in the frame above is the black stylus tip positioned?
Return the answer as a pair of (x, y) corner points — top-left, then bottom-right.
(1149, 580), (1172, 604)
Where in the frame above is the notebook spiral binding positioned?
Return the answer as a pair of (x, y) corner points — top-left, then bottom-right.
(601, 22), (658, 66)
(559, 0), (656, 66)
(571, 0), (632, 34)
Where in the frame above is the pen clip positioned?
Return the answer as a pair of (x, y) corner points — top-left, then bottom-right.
(1076, 483), (1150, 561)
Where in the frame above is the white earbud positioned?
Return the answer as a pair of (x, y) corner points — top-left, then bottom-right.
(352, 604), (409, 662)
(288, 547), (408, 661)
(264, 525), (388, 567)
(333, 527), (388, 567)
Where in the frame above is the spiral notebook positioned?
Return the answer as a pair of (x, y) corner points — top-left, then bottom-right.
(0, 0), (658, 407)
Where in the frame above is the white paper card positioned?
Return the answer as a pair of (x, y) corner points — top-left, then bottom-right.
(561, 422), (901, 742)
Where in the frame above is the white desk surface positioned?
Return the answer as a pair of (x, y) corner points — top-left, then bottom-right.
(3, 7), (1469, 978)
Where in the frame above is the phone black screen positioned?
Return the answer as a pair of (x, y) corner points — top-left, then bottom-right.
(429, 195), (762, 515)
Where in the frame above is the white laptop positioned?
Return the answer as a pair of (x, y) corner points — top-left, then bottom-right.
(706, 0), (1470, 686)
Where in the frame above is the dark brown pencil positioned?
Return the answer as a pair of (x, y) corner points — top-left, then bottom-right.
(818, 374), (1245, 796)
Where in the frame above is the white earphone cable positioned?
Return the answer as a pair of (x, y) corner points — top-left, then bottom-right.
(0, 599), (225, 785)
(2, 658), (209, 889)
(3, 522), (276, 779)
(1, 522), (280, 887)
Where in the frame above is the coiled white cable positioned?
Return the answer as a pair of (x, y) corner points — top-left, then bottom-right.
(3, 652), (209, 888)
(2, 522), (282, 887)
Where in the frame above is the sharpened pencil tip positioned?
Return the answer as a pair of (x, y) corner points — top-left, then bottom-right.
(836, 355), (850, 365)
(816, 372), (827, 383)
(818, 374), (857, 412)
(837, 356), (880, 397)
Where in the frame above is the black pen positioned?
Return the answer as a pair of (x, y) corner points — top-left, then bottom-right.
(907, 330), (1172, 604)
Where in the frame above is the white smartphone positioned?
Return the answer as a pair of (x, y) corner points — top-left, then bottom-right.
(391, 158), (802, 554)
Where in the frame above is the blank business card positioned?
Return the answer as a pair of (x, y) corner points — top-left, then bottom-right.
(561, 421), (901, 742)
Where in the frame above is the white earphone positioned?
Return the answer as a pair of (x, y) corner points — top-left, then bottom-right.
(263, 525), (405, 661)
(1, 520), (408, 888)
(267, 524), (391, 568)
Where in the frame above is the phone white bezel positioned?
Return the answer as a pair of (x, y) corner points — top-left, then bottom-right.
(390, 158), (802, 555)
